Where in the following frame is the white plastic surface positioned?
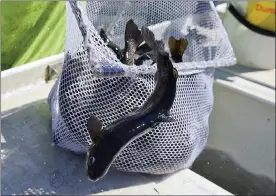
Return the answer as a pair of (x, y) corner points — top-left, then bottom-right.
(221, 65), (275, 89)
(222, 7), (275, 70)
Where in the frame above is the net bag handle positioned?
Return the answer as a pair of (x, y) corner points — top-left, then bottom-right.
(68, 2), (97, 67)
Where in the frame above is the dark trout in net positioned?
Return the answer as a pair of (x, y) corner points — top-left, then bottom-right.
(100, 19), (143, 65)
(135, 34), (188, 65)
(85, 26), (179, 182)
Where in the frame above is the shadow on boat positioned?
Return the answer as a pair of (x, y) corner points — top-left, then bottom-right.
(1, 99), (154, 195)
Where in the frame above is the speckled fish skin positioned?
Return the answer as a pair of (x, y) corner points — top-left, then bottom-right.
(85, 26), (178, 182)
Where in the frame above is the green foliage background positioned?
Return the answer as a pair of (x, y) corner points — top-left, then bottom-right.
(1, 1), (66, 71)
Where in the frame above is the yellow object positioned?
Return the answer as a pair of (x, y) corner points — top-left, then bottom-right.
(246, 1), (275, 32)
(168, 37), (188, 57)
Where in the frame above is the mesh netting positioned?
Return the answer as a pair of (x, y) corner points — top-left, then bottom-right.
(48, 1), (236, 175)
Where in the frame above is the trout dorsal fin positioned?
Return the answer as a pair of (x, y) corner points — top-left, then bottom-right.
(87, 115), (103, 142)
(125, 19), (144, 49)
(141, 26), (156, 50)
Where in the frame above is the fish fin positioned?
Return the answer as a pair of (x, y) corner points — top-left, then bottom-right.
(125, 19), (143, 48)
(179, 38), (188, 56)
(134, 54), (151, 66)
(136, 43), (152, 55)
(168, 36), (176, 54)
(141, 26), (156, 49)
(145, 51), (157, 62)
(134, 51), (158, 66)
(87, 115), (103, 141)
(157, 114), (176, 123)
(134, 58), (143, 66)
(169, 37), (187, 63)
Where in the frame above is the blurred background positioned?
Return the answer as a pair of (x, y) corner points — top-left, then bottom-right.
(1, 1), (66, 71)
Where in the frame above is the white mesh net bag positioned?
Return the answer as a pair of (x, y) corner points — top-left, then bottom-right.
(48, 1), (236, 175)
